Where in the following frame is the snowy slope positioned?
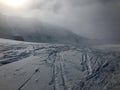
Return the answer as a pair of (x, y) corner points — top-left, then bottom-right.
(0, 14), (89, 45)
(0, 39), (120, 90)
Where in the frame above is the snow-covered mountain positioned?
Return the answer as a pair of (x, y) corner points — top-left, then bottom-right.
(0, 14), (89, 46)
(0, 13), (120, 90)
(0, 39), (120, 90)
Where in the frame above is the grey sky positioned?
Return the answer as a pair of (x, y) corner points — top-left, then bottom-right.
(0, 0), (120, 39)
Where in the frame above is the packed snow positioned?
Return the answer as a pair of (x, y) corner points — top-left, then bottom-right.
(0, 39), (120, 90)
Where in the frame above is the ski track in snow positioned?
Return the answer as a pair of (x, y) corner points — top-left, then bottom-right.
(0, 40), (120, 90)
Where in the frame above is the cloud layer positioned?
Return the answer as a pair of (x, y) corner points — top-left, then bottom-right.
(0, 0), (120, 40)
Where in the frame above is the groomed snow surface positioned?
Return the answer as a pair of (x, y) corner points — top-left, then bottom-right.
(0, 39), (120, 90)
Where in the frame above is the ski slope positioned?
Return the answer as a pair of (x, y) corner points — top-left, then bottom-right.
(0, 39), (120, 90)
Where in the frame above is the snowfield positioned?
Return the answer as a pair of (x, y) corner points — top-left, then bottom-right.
(0, 39), (120, 90)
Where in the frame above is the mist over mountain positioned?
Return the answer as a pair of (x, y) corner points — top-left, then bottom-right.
(0, 13), (90, 46)
(0, 1), (120, 90)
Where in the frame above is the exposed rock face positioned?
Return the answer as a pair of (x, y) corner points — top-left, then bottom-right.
(0, 39), (120, 90)
(13, 35), (24, 41)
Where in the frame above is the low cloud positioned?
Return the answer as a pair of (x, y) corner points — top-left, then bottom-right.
(0, 0), (120, 40)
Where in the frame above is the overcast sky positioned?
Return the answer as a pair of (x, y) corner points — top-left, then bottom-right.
(0, 0), (120, 39)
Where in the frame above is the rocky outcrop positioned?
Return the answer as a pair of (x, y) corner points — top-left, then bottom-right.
(12, 35), (24, 41)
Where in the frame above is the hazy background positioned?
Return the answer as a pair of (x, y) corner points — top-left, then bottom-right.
(0, 0), (120, 42)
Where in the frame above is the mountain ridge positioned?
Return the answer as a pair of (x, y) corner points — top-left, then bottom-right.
(0, 13), (89, 46)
